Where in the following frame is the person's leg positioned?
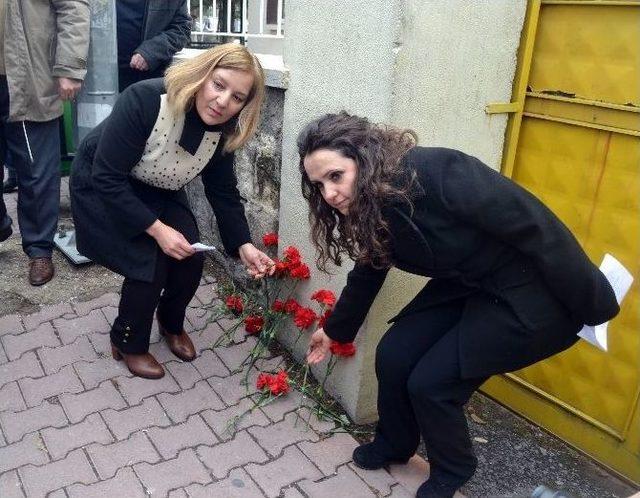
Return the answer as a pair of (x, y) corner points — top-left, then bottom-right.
(8, 118), (61, 258)
(0, 76), (13, 240)
(353, 300), (465, 469)
(156, 202), (203, 361)
(156, 202), (204, 334)
(407, 325), (487, 495)
(3, 152), (17, 193)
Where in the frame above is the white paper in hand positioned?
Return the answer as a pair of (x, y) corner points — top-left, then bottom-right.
(578, 254), (633, 351)
(191, 242), (217, 252)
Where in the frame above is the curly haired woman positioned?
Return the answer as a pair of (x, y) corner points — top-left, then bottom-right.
(300, 112), (619, 498)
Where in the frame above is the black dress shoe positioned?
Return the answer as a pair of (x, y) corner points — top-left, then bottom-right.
(352, 441), (411, 470)
(416, 479), (459, 498)
(2, 178), (17, 193)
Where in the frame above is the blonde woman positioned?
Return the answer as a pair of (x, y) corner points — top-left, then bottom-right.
(70, 44), (274, 379)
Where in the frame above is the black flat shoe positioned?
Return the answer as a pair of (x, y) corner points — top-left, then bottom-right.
(416, 479), (459, 498)
(352, 441), (411, 470)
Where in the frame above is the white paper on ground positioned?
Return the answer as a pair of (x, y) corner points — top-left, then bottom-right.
(577, 254), (634, 351)
(191, 242), (217, 252)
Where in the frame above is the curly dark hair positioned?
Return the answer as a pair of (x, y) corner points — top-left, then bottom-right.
(297, 112), (419, 271)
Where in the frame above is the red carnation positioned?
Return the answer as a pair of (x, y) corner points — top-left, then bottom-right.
(244, 314), (264, 335)
(289, 263), (310, 280)
(272, 258), (289, 277)
(284, 298), (301, 314)
(256, 370), (290, 396)
(311, 289), (336, 307)
(330, 340), (357, 357)
(262, 232), (278, 246)
(283, 246), (301, 266)
(318, 309), (332, 328)
(225, 295), (244, 314)
(271, 299), (286, 313)
(256, 372), (271, 390)
(293, 307), (318, 329)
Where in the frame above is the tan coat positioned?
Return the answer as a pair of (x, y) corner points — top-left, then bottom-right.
(4, 0), (90, 122)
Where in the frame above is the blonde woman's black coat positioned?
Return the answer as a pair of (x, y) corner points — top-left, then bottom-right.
(323, 147), (619, 379)
(70, 79), (251, 283)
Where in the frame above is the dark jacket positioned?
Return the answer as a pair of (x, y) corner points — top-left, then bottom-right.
(135, 0), (192, 72)
(69, 79), (251, 282)
(324, 147), (619, 378)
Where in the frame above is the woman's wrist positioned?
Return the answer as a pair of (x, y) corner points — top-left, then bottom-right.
(145, 220), (163, 238)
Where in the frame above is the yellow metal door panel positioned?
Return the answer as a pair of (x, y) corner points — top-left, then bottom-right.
(530, 4), (640, 105)
(482, 0), (640, 483)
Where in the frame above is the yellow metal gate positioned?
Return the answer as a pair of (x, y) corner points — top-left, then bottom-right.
(483, 0), (640, 483)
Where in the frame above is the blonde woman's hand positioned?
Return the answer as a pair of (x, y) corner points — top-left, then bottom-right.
(307, 328), (331, 364)
(238, 243), (275, 279)
(146, 220), (195, 260)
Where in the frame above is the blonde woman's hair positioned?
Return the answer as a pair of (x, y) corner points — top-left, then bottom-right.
(165, 43), (265, 152)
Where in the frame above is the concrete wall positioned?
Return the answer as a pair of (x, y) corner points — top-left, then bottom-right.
(278, 0), (527, 423)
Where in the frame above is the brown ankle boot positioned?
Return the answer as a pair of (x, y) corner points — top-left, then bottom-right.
(157, 315), (196, 362)
(111, 343), (165, 379)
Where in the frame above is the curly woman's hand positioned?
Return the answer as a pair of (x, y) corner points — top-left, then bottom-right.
(238, 243), (275, 279)
(146, 220), (195, 260)
(307, 328), (331, 364)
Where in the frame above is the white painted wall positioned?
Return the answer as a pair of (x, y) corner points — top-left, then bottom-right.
(278, 0), (527, 422)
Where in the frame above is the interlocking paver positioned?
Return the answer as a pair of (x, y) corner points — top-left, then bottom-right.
(388, 455), (431, 497)
(349, 463), (400, 497)
(157, 379), (224, 423)
(187, 468), (264, 498)
(297, 464), (378, 497)
(22, 304), (74, 331)
(53, 309), (111, 345)
(197, 430), (268, 478)
(0, 351), (43, 388)
(298, 432), (360, 476)
(0, 400), (68, 443)
(245, 445), (322, 497)
(59, 379), (127, 423)
(0, 380), (26, 412)
(134, 448), (210, 497)
(165, 360), (203, 389)
(0, 343), (7, 364)
(115, 372), (180, 405)
(19, 365), (84, 408)
(208, 369), (258, 407)
(213, 340), (260, 372)
(38, 336), (98, 375)
(0, 433), (48, 473)
(101, 397), (171, 440)
(282, 486), (306, 497)
(72, 293), (119, 317)
(86, 431), (160, 479)
(146, 414), (218, 459)
(188, 321), (226, 354)
(259, 389), (306, 423)
(195, 284), (215, 305)
(100, 305), (118, 326)
(2, 322), (59, 361)
(148, 340), (177, 364)
(192, 348), (230, 378)
(19, 448), (97, 498)
(41, 413), (113, 460)
(0, 470), (25, 498)
(66, 467), (147, 498)
(73, 356), (130, 390)
(0, 314), (23, 337)
(87, 331), (112, 356)
(47, 490), (67, 498)
(201, 397), (271, 441)
(185, 307), (213, 332)
(248, 410), (322, 457)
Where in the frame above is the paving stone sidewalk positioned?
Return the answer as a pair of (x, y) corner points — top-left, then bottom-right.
(0, 284), (458, 498)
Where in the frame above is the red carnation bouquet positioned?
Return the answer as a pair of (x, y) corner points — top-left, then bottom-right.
(205, 233), (357, 434)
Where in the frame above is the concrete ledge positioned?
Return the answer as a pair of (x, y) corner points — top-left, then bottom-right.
(173, 48), (289, 90)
